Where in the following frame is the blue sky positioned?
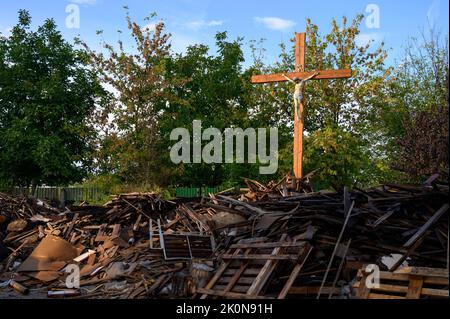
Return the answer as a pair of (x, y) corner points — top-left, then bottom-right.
(0, 0), (448, 67)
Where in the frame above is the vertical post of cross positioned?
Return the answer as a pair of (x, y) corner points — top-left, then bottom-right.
(294, 33), (306, 179)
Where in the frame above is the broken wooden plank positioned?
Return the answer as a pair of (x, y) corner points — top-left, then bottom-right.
(251, 69), (352, 84)
(278, 245), (312, 299)
(317, 201), (354, 298)
(406, 275), (424, 299)
(246, 244), (284, 296)
(395, 267), (449, 278)
(222, 254), (299, 261)
(197, 288), (269, 299)
(404, 204), (449, 248)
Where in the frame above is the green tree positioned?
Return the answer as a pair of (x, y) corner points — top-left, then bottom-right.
(80, 9), (183, 186)
(0, 10), (104, 192)
(162, 32), (253, 187)
(303, 126), (371, 190)
(381, 30), (449, 181)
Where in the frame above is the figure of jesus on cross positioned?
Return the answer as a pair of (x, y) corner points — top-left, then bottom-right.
(251, 32), (352, 180)
(281, 71), (319, 121)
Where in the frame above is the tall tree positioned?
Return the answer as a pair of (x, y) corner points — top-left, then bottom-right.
(162, 32), (252, 186)
(382, 30), (449, 181)
(0, 10), (104, 191)
(80, 9), (184, 186)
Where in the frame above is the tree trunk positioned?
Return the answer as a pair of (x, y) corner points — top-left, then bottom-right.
(23, 181), (30, 197)
(30, 179), (38, 198)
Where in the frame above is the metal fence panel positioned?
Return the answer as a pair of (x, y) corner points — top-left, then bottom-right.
(1, 187), (103, 202)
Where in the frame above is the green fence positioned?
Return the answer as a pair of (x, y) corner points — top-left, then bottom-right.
(4, 186), (104, 202)
(175, 186), (228, 198)
(1, 186), (229, 201)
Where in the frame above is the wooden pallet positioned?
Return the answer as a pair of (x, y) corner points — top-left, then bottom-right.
(162, 233), (214, 260)
(150, 219), (214, 260)
(197, 237), (311, 299)
(353, 267), (449, 299)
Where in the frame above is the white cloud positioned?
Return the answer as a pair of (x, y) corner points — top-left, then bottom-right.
(355, 32), (383, 47)
(170, 33), (200, 54)
(254, 17), (296, 32)
(185, 19), (224, 30)
(0, 27), (12, 38)
(207, 20), (223, 27)
(427, 0), (440, 29)
(142, 23), (157, 33)
(69, 0), (97, 5)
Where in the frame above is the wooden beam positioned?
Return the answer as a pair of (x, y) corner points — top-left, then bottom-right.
(395, 267), (449, 278)
(197, 288), (269, 299)
(355, 271), (371, 299)
(356, 269), (449, 285)
(295, 33), (305, 73)
(294, 33), (306, 179)
(317, 201), (354, 298)
(230, 242), (306, 249)
(247, 243), (285, 296)
(328, 238), (351, 299)
(406, 275), (424, 299)
(200, 248), (241, 299)
(421, 288), (449, 297)
(404, 204), (449, 248)
(368, 293), (405, 299)
(278, 245), (312, 299)
(222, 254), (298, 260)
(390, 233), (428, 272)
(251, 69), (352, 84)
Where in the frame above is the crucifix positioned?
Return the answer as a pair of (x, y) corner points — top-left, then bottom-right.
(251, 32), (352, 179)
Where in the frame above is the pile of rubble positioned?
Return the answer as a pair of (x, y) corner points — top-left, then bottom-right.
(0, 176), (448, 299)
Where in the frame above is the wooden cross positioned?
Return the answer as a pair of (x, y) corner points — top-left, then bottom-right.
(251, 32), (352, 179)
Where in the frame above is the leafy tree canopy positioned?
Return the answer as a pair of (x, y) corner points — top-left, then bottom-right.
(0, 10), (105, 188)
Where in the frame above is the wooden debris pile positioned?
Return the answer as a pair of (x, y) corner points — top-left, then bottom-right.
(0, 179), (448, 299)
(104, 193), (176, 221)
(192, 181), (449, 299)
(0, 192), (60, 221)
(0, 192), (194, 299)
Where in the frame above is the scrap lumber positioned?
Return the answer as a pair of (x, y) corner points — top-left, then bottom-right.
(199, 237), (309, 299)
(353, 267), (449, 299)
(403, 204), (449, 248)
(0, 176), (448, 299)
(316, 201), (354, 299)
(277, 244), (313, 299)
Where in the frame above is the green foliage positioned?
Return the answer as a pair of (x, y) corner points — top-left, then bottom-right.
(2, 10), (446, 192)
(357, 31), (450, 184)
(85, 12), (263, 187)
(0, 10), (105, 188)
(303, 126), (366, 190)
(380, 31), (449, 181)
(80, 10), (183, 186)
(80, 173), (171, 202)
(161, 32), (257, 186)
